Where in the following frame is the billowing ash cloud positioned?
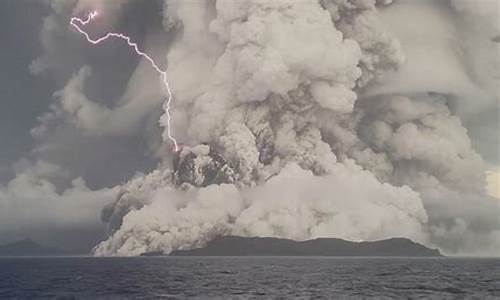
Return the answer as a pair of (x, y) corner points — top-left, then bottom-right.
(91, 0), (500, 256)
(2, 0), (498, 255)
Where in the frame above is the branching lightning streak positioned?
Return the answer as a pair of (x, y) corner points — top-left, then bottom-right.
(70, 11), (179, 151)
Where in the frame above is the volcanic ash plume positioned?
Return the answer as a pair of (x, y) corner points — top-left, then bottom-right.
(90, 0), (500, 256)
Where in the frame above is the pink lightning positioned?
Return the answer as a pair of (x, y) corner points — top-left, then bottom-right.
(70, 11), (179, 151)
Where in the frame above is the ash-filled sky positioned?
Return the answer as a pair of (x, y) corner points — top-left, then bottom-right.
(0, 0), (499, 256)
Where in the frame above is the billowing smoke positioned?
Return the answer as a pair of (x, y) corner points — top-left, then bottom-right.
(4, 0), (498, 255)
(91, 0), (500, 256)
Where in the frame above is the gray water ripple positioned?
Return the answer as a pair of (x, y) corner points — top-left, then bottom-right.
(0, 257), (498, 299)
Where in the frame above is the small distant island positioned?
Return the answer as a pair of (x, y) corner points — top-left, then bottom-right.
(169, 236), (442, 257)
(0, 239), (68, 257)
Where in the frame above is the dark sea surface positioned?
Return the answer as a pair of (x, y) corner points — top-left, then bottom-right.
(0, 257), (498, 299)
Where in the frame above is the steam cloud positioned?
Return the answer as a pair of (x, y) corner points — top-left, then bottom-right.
(2, 0), (498, 255)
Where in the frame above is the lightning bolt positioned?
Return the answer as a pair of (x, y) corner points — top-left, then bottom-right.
(70, 11), (179, 152)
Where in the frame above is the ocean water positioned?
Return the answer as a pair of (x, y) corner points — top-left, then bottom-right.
(0, 257), (498, 299)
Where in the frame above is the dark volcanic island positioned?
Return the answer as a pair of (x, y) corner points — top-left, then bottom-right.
(168, 236), (442, 257)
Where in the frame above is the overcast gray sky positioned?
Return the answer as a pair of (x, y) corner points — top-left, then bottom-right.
(0, 1), (52, 182)
(0, 0), (166, 188)
(0, 0), (166, 251)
